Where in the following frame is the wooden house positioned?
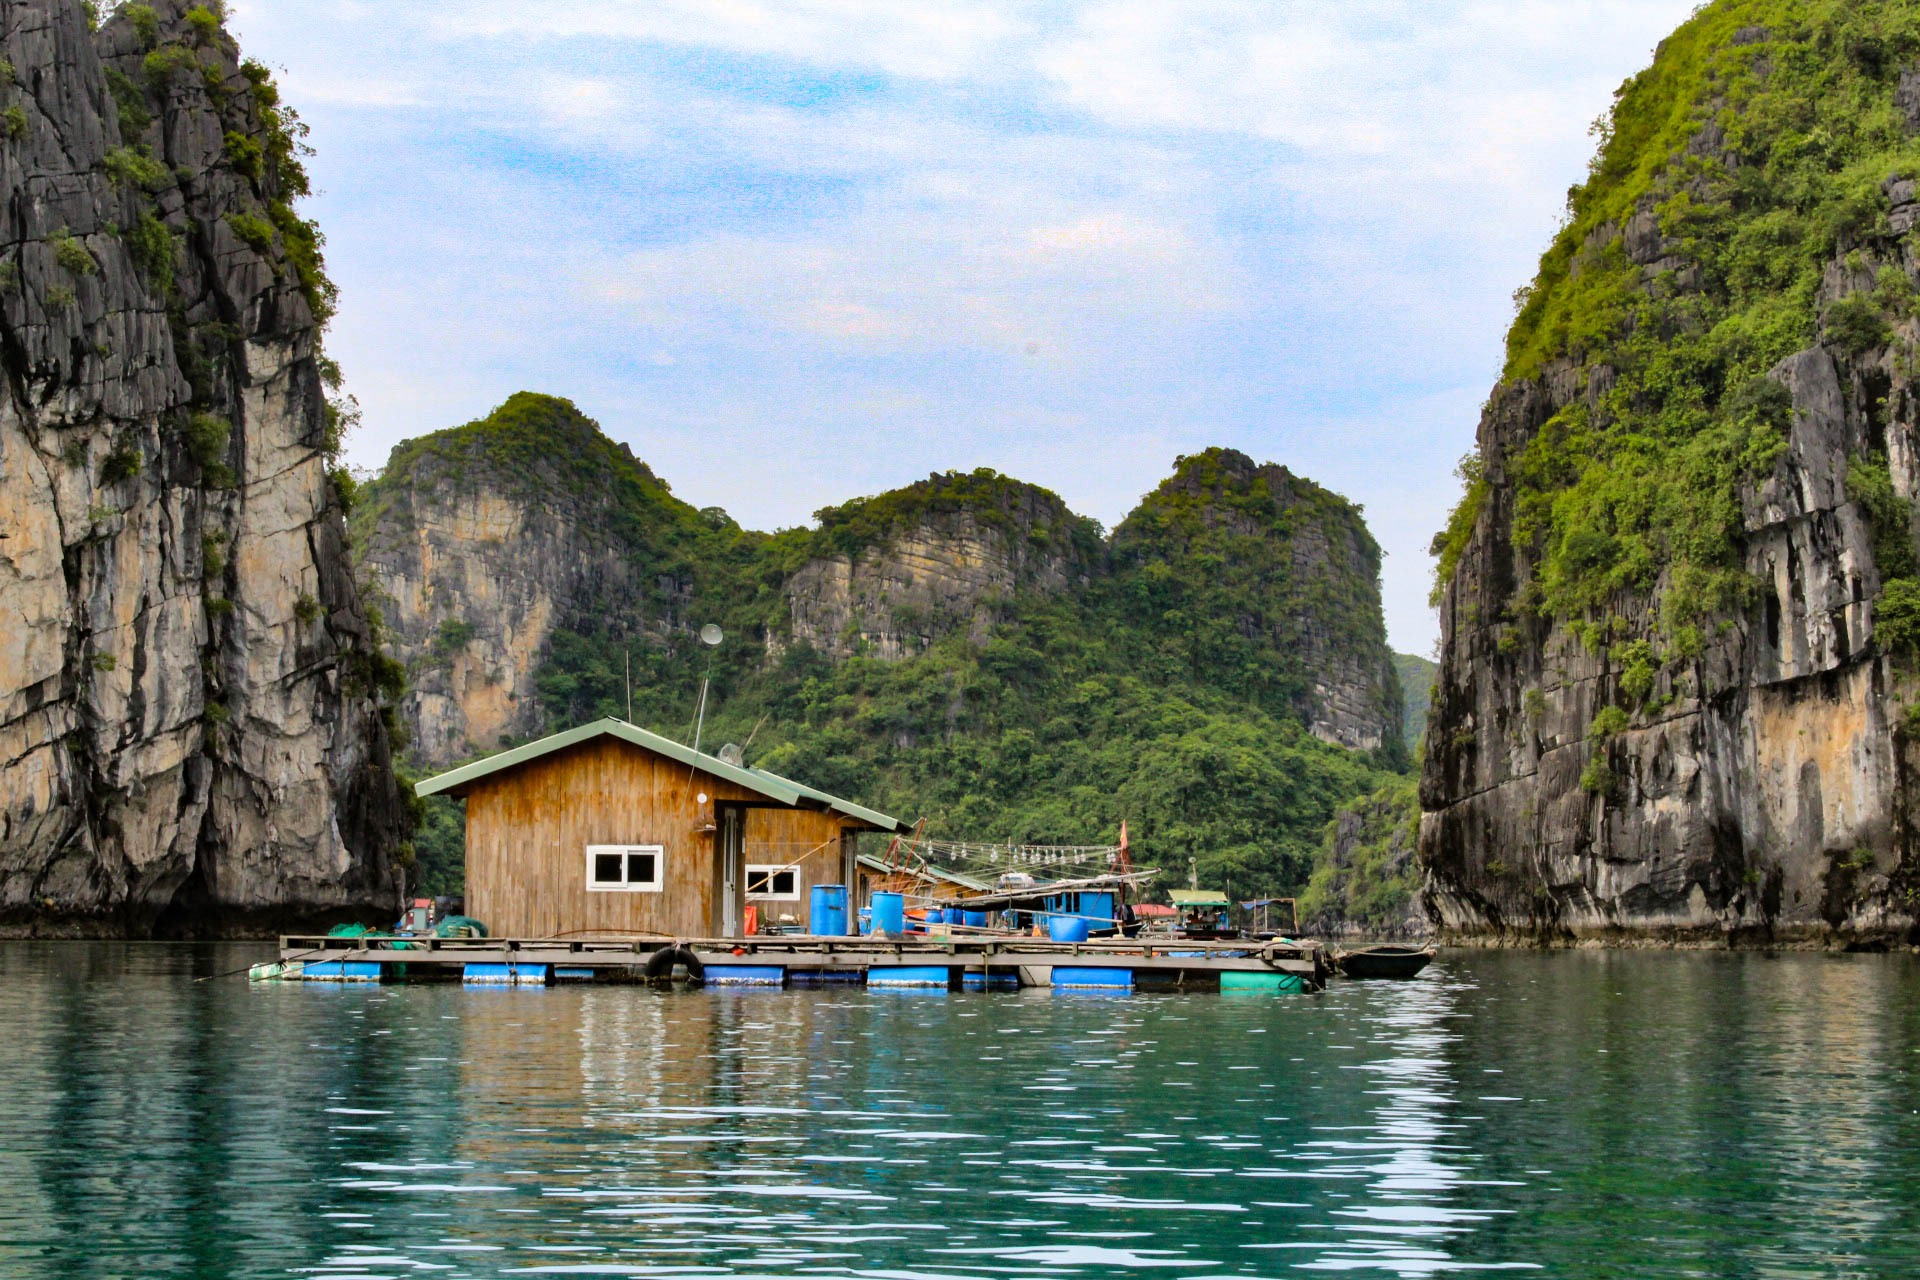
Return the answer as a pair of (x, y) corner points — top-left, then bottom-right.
(414, 717), (899, 938)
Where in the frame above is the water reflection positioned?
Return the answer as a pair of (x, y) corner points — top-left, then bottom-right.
(2, 947), (1920, 1279)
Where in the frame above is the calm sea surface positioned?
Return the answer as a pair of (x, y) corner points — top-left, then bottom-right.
(2, 945), (1919, 1278)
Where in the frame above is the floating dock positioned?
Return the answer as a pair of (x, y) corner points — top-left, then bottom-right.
(268, 934), (1332, 992)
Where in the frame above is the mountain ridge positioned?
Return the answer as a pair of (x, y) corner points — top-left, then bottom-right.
(355, 392), (1408, 903)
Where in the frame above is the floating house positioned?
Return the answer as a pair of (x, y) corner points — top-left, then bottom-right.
(414, 718), (899, 938)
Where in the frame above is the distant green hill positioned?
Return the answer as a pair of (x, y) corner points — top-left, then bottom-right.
(1394, 652), (1437, 752)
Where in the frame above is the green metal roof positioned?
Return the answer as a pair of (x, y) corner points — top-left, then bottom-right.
(1169, 888), (1231, 907)
(413, 717), (898, 830)
(751, 765), (899, 832)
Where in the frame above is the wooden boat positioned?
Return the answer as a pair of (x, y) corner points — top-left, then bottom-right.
(1335, 944), (1436, 979)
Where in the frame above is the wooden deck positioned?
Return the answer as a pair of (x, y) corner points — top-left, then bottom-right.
(273, 933), (1332, 990)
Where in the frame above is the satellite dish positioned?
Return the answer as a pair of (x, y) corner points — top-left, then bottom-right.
(717, 743), (744, 767)
(699, 623), (724, 646)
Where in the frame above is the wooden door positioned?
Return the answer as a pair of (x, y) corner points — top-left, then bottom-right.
(714, 804), (745, 936)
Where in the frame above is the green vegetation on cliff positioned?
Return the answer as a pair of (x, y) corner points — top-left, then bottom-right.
(373, 407), (1405, 905)
(1440, 0), (1920, 643)
(1298, 778), (1422, 934)
(1394, 651), (1437, 751)
(1111, 452), (1406, 770)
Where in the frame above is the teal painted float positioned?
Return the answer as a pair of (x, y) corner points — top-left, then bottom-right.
(1221, 970), (1304, 993)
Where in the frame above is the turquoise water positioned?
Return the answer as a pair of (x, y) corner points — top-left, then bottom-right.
(3, 946), (1920, 1277)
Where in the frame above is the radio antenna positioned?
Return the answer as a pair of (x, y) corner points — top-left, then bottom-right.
(692, 624), (723, 753)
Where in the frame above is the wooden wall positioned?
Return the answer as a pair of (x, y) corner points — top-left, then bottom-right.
(465, 736), (766, 938)
(741, 808), (859, 930)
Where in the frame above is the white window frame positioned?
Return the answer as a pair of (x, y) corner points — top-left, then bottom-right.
(586, 844), (665, 893)
(744, 863), (802, 900)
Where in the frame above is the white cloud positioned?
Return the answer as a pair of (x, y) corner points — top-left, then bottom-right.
(225, 0), (1704, 653)
(601, 188), (1235, 358)
(445, 0), (1037, 81)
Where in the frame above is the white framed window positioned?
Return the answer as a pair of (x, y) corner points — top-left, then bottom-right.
(745, 864), (801, 900)
(586, 844), (664, 892)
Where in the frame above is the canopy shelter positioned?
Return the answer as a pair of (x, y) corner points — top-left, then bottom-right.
(1169, 888), (1231, 909)
(1240, 897), (1299, 934)
(928, 869), (1158, 912)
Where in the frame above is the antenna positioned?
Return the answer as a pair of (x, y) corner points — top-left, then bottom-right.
(624, 648), (631, 723)
(691, 624), (723, 754)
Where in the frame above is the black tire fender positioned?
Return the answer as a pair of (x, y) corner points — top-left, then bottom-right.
(643, 943), (706, 983)
(677, 945), (705, 983)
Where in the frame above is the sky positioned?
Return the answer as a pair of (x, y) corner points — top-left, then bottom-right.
(225, 0), (1702, 657)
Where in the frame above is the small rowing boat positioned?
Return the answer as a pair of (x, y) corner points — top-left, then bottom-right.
(1335, 944), (1435, 979)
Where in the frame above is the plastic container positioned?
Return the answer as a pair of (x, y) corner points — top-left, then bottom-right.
(870, 891), (906, 934)
(858, 907), (872, 933)
(809, 883), (849, 936)
(1047, 913), (1092, 943)
(962, 909), (989, 929)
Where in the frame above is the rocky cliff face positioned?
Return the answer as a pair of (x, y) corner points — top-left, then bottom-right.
(0, 0), (408, 935)
(352, 393), (727, 766)
(781, 470), (1103, 661)
(1114, 450), (1404, 757)
(1422, 2), (1920, 947)
(365, 411), (1404, 898)
(1301, 779), (1431, 940)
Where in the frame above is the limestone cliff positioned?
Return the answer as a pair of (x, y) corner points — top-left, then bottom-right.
(0, 0), (408, 935)
(780, 470), (1104, 661)
(365, 406), (1404, 896)
(351, 392), (737, 765)
(1300, 779), (1431, 940)
(1113, 450), (1404, 758)
(1422, 1), (1920, 946)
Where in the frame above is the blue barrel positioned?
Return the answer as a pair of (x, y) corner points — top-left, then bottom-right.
(871, 892), (905, 934)
(962, 909), (988, 929)
(1048, 912), (1091, 943)
(809, 884), (848, 937)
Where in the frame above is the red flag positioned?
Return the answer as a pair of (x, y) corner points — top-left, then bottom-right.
(1118, 821), (1132, 876)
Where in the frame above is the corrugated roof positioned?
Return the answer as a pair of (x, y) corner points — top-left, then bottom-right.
(753, 765), (898, 833)
(855, 854), (994, 892)
(1169, 888), (1230, 906)
(413, 717), (898, 830)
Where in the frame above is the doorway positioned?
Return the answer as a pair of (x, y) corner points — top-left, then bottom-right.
(714, 804), (744, 936)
